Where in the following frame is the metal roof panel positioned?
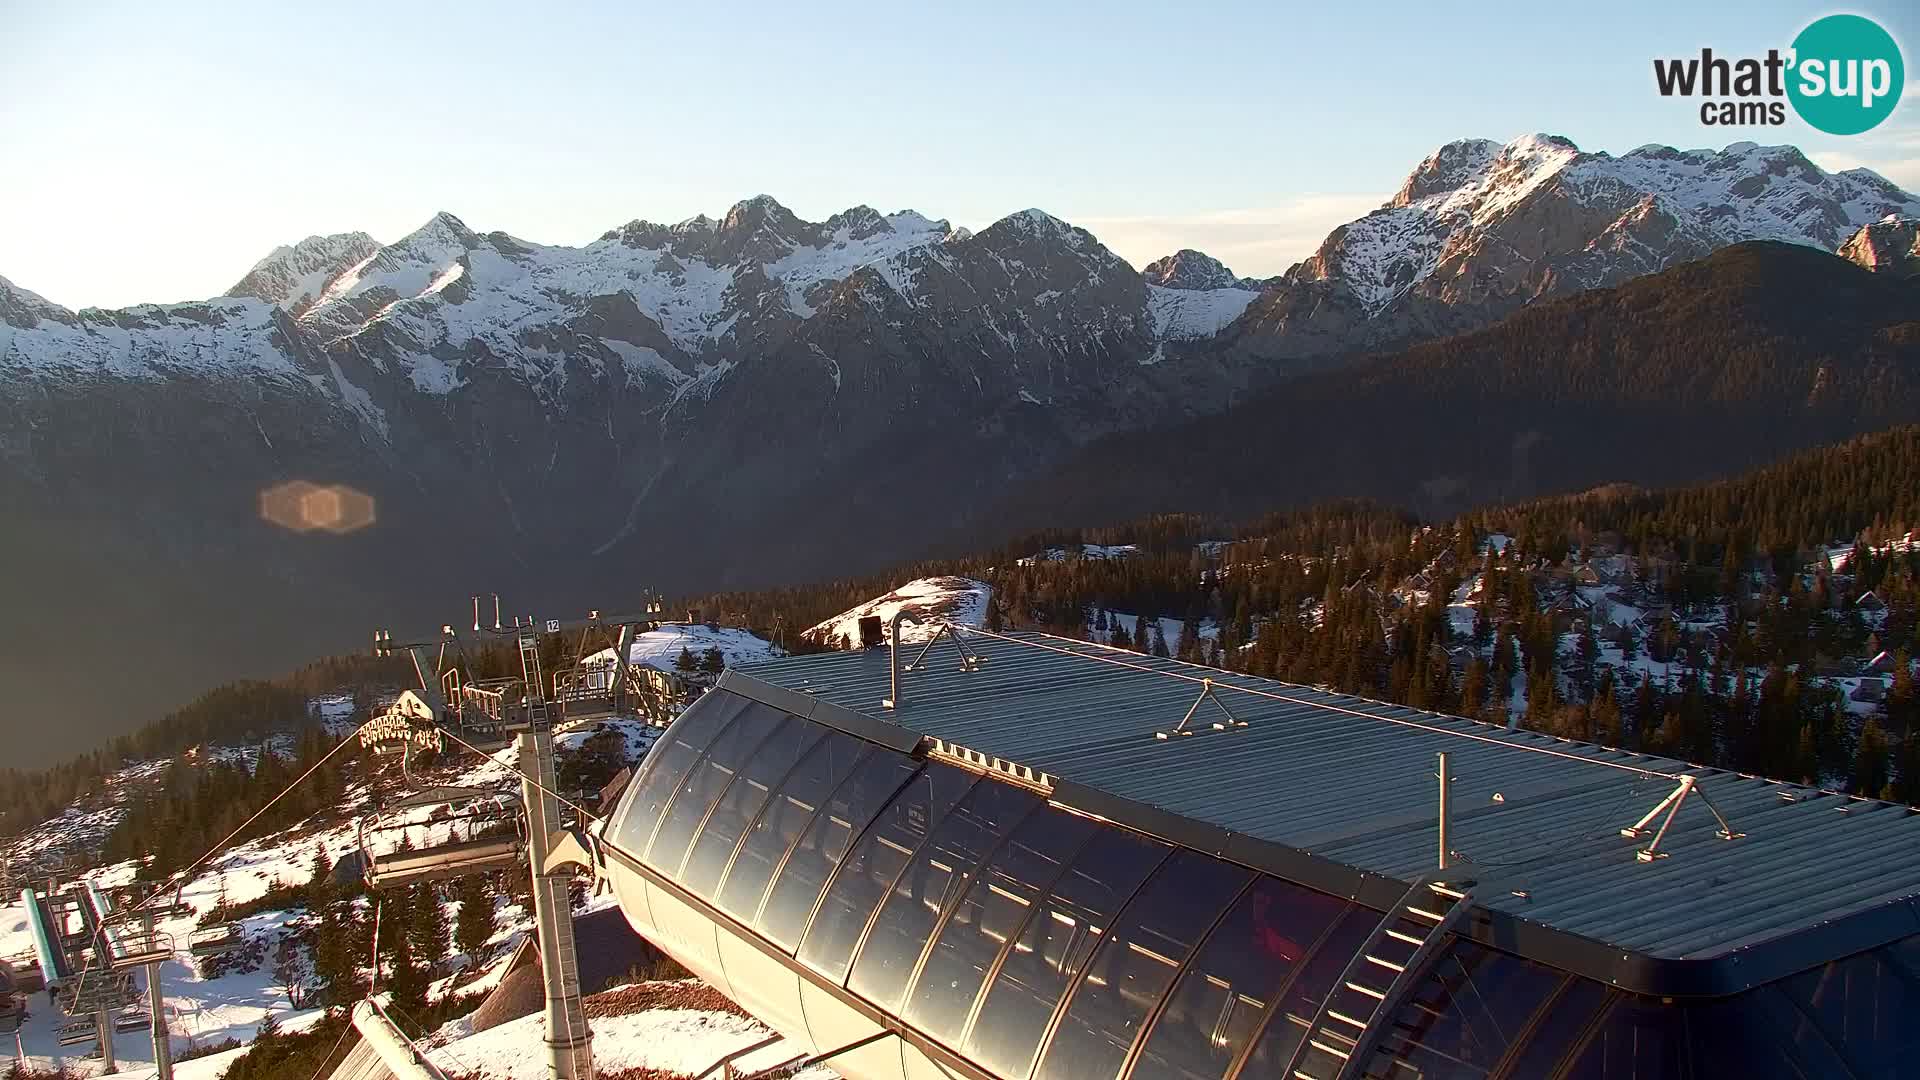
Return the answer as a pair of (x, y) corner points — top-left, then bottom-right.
(736, 630), (1920, 973)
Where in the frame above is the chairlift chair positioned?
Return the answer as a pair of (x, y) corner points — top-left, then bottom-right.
(59, 973), (133, 1016)
(56, 1019), (96, 1047)
(187, 924), (244, 959)
(392, 784), (496, 812)
(160, 883), (197, 918)
(357, 731), (527, 889)
(100, 920), (174, 970)
(357, 804), (526, 889)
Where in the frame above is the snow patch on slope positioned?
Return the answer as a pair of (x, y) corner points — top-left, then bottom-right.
(1147, 283), (1259, 341)
(428, 999), (830, 1080)
(805, 577), (993, 647)
(580, 623), (781, 672)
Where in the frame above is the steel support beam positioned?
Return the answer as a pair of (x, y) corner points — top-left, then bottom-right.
(519, 730), (593, 1080)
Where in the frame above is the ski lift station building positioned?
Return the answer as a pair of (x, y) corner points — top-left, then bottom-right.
(599, 631), (1920, 1080)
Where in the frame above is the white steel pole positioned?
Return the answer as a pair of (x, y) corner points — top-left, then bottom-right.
(519, 730), (593, 1080)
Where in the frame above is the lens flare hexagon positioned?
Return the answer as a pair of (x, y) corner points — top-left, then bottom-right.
(258, 481), (376, 534)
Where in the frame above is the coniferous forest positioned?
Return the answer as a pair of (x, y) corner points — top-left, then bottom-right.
(7, 425), (1920, 860)
(691, 424), (1920, 799)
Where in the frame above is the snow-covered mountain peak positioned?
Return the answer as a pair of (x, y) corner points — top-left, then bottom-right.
(1390, 138), (1502, 207)
(967, 208), (1136, 293)
(724, 193), (793, 222)
(295, 214), (486, 335)
(1295, 133), (1920, 315)
(889, 209), (945, 234)
(713, 195), (809, 262)
(0, 273), (71, 320)
(825, 204), (892, 239)
(1142, 249), (1260, 291)
(226, 232), (383, 315)
(394, 211), (484, 255)
(994, 208), (1074, 236)
(1503, 131), (1580, 159)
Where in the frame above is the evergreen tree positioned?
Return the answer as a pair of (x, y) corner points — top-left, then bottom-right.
(453, 874), (498, 957)
(407, 883), (450, 966)
(1855, 718), (1892, 797)
(309, 898), (364, 1006)
(306, 845), (333, 901)
(1173, 619), (1196, 661)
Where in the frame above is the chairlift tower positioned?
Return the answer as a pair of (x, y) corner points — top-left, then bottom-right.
(142, 908), (173, 1080)
(514, 627), (594, 1080)
(373, 598), (668, 1080)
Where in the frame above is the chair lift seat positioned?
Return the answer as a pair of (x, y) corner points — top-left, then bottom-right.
(393, 784), (497, 812)
(103, 927), (174, 970)
(365, 834), (525, 888)
(188, 926), (244, 958)
(57, 1020), (97, 1046)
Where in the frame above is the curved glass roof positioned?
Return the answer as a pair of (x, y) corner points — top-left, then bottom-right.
(601, 682), (1920, 1080)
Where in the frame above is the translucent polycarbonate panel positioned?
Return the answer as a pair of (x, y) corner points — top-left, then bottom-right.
(1231, 904), (1377, 1078)
(645, 703), (784, 877)
(1686, 989), (1832, 1080)
(1034, 851), (1252, 1080)
(1560, 996), (1687, 1080)
(850, 778), (1042, 1012)
(1356, 941), (1564, 1080)
(965, 828), (1170, 1080)
(716, 730), (871, 924)
(1782, 935), (1920, 1079)
(1130, 875), (1348, 1080)
(904, 806), (1099, 1046)
(612, 690), (748, 857)
(798, 762), (979, 982)
(1490, 977), (1608, 1080)
(681, 721), (823, 900)
(760, 750), (923, 951)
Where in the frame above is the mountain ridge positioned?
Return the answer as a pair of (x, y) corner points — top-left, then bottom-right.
(4, 135), (1918, 757)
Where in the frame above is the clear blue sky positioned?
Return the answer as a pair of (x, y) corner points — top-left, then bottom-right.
(2, 0), (1915, 309)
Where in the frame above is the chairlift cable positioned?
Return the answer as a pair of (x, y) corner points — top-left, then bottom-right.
(433, 725), (604, 825)
(66, 732), (361, 1007)
(302, 1016), (358, 1080)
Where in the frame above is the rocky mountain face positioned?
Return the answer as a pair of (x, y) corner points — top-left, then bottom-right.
(1841, 216), (1920, 278)
(227, 233), (383, 317)
(3, 135), (1916, 744)
(993, 241), (1920, 535)
(1142, 249), (1269, 291)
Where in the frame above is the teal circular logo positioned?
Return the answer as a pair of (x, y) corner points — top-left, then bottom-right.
(1787, 14), (1904, 135)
